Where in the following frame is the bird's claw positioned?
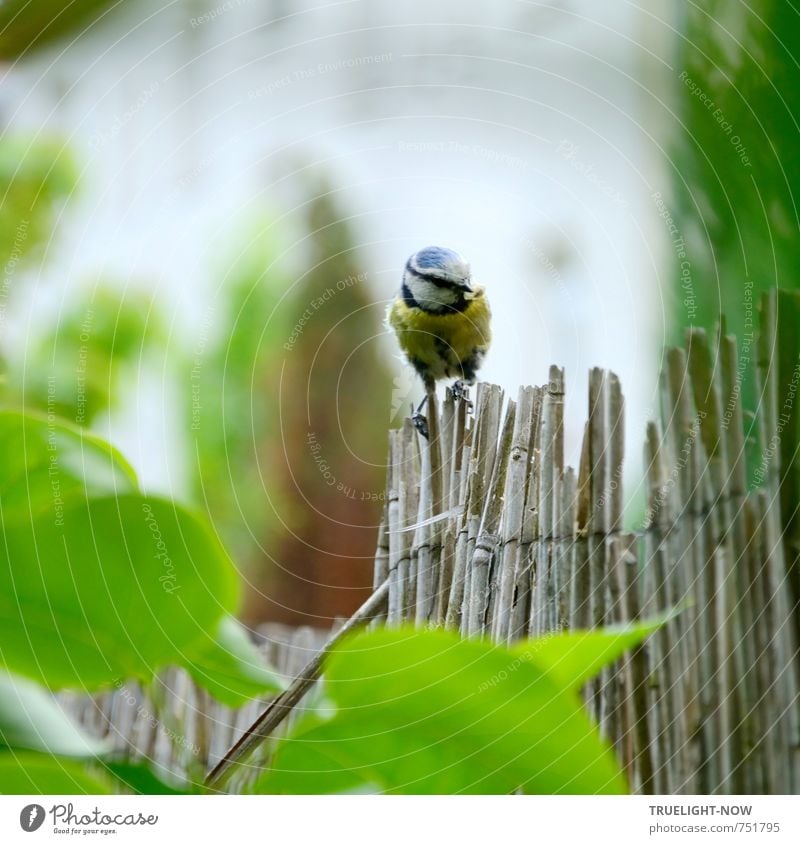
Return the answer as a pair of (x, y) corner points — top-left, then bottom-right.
(412, 410), (430, 440)
(452, 380), (474, 412)
(452, 379), (469, 401)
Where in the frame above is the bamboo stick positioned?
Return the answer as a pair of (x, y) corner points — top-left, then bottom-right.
(601, 372), (625, 742)
(554, 467), (577, 632)
(386, 431), (404, 626)
(643, 420), (675, 795)
(467, 398), (515, 636)
(510, 387), (542, 641)
(492, 386), (536, 642)
(401, 421), (420, 622)
(531, 370), (560, 637)
(615, 530), (654, 794)
(586, 368), (608, 728)
(664, 346), (702, 794)
(570, 422), (593, 631)
(719, 330), (756, 792)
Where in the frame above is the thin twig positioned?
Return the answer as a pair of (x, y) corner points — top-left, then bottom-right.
(204, 578), (390, 790)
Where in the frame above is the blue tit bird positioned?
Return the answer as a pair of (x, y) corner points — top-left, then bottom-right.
(387, 246), (491, 433)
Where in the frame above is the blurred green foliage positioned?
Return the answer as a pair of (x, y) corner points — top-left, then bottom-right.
(761, 289), (800, 652)
(0, 0), (122, 59)
(0, 137), (76, 393)
(187, 222), (291, 566)
(189, 189), (393, 625)
(668, 3), (800, 720)
(0, 409), (268, 694)
(0, 754), (112, 795)
(10, 285), (167, 425)
(671, 2), (800, 365)
(0, 408), (283, 792)
(0, 408), (136, 519)
(1, 151), (392, 626)
(0, 138), (75, 262)
(259, 184), (394, 624)
(0, 671), (106, 758)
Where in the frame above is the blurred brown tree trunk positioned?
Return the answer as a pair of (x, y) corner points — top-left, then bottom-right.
(244, 185), (393, 627)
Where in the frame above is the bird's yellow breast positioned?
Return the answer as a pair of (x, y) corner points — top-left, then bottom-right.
(387, 287), (491, 382)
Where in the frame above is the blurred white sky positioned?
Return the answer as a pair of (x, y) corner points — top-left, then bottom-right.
(1, 0), (678, 515)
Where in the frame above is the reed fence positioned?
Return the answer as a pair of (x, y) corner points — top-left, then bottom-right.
(58, 623), (333, 793)
(68, 291), (800, 795)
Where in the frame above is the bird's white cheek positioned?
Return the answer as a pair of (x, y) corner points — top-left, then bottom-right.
(411, 278), (458, 310)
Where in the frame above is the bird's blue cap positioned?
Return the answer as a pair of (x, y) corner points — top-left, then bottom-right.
(413, 245), (462, 270)
(407, 246), (471, 286)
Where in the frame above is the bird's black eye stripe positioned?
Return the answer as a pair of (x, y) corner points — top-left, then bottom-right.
(400, 280), (470, 314)
(405, 262), (464, 289)
(401, 280), (418, 307)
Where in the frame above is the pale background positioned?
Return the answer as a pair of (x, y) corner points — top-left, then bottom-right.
(1, 0), (678, 510)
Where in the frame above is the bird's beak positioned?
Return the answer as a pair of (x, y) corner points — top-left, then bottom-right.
(459, 278), (475, 297)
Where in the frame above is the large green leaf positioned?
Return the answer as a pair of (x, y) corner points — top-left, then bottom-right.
(257, 627), (629, 795)
(516, 617), (666, 691)
(0, 753), (110, 795)
(0, 409), (138, 522)
(181, 616), (284, 708)
(0, 494), (239, 688)
(101, 760), (194, 796)
(0, 672), (105, 757)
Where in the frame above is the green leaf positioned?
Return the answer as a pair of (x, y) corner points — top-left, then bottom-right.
(0, 753), (110, 795)
(0, 409), (138, 523)
(0, 494), (240, 688)
(181, 616), (284, 707)
(0, 0), (123, 60)
(101, 760), (195, 795)
(0, 672), (105, 757)
(257, 627), (627, 795)
(515, 617), (668, 691)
